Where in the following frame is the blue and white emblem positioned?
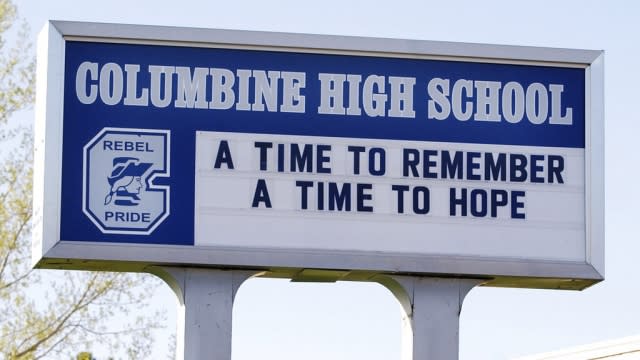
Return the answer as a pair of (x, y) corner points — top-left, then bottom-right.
(83, 128), (170, 235)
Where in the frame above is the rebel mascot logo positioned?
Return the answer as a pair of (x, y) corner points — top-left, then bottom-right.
(82, 128), (171, 235)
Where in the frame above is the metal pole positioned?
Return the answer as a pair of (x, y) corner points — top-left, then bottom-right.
(150, 267), (261, 360)
(377, 276), (484, 360)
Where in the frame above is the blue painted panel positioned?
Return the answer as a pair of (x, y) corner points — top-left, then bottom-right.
(59, 41), (585, 245)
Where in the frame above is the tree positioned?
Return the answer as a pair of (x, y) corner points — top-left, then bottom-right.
(0, 1), (167, 358)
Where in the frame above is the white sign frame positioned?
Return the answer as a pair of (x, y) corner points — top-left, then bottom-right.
(32, 21), (604, 290)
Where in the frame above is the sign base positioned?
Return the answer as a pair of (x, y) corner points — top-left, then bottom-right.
(151, 267), (483, 360)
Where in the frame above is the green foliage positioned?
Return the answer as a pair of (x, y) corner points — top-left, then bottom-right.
(0, 1), (167, 359)
(0, 0), (32, 127)
(76, 352), (94, 360)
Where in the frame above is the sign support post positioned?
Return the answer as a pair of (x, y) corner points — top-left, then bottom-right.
(150, 267), (261, 360)
(152, 268), (483, 360)
(378, 276), (484, 360)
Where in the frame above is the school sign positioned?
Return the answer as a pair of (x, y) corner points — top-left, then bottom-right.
(32, 21), (604, 289)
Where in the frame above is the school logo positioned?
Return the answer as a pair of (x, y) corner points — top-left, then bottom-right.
(83, 128), (170, 235)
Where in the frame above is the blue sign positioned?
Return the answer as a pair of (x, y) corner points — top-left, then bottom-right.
(33, 22), (605, 289)
(60, 40), (585, 246)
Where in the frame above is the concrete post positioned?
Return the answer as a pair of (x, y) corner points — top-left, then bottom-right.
(377, 276), (484, 360)
(150, 267), (261, 360)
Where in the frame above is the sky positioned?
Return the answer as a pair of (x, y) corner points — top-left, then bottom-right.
(16, 0), (640, 359)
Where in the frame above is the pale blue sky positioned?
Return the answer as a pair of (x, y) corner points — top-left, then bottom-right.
(18, 0), (640, 359)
